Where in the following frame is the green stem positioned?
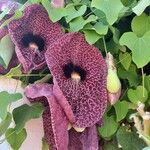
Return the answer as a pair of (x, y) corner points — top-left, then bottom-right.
(141, 68), (145, 97)
(102, 36), (107, 55)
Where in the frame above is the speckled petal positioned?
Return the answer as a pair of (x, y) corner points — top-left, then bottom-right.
(25, 84), (69, 150)
(68, 125), (99, 150)
(45, 32), (108, 127)
(8, 4), (63, 73)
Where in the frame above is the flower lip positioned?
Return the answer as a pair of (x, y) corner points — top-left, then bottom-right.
(21, 32), (45, 51)
(63, 62), (87, 81)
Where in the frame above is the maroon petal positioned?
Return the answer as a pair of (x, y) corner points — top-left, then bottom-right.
(68, 125), (99, 150)
(45, 32), (108, 127)
(25, 84), (69, 150)
(8, 4), (64, 73)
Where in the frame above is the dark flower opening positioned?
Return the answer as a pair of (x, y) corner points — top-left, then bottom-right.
(21, 33), (45, 51)
(63, 62), (86, 81)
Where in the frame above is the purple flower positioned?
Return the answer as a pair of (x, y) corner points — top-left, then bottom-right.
(45, 32), (108, 127)
(25, 83), (99, 150)
(8, 4), (63, 73)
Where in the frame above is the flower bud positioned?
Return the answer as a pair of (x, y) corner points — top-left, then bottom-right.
(108, 87), (121, 105)
(106, 53), (121, 104)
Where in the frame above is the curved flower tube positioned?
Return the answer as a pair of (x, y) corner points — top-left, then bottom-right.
(45, 32), (108, 127)
(0, 78), (44, 150)
(25, 83), (99, 150)
(8, 4), (64, 73)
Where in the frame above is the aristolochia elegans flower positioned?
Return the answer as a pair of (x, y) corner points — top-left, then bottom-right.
(45, 32), (108, 127)
(25, 83), (99, 150)
(8, 4), (64, 73)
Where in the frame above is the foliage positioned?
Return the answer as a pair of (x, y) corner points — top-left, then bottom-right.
(0, 0), (150, 149)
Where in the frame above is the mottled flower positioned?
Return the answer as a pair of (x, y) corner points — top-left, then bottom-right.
(45, 32), (108, 127)
(25, 83), (99, 150)
(8, 4), (63, 73)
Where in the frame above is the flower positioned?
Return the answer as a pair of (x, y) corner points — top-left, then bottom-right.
(25, 83), (99, 150)
(0, 77), (44, 150)
(8, 4), (63, 73)
(45, 32), (108, 127)
(106, 52), (121, 105)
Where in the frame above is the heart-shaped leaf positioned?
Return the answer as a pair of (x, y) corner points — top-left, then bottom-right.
(0, 34), (15, 69)
(132, 0), (150, 16)
(66, 5), (87, 23)
(131, 13), (150, 37)
(118, 64), (139, 87)
(91, 0), (124, 25)
(3, 65), (22, 78)
(120, 31), (150, 68)
(144, 76), (150, 93)
(0, 91), (22, 120)
(83, 30), (102, 44)
(127, 86), (148, 104)
(6, 128), (27, 150)
(117, 127), (146, 150)
(69, 15), (97, 32)
(114, 101), (129, 122)
(13, 103), (44, 132)
(98, 115), (118, 138)
(0, 112), (12, 136)
(119, 52), (132, 70)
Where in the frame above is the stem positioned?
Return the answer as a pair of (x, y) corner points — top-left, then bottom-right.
(102, 36), (107, 55)
(34, 74), (52, 84)
(141, 68), (145, 97)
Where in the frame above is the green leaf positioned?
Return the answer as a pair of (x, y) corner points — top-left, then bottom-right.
(120, 31), (150, 68)
(83, 30), (101, 44)
(98, 115), (118, 138)
(42, 138), (49, 150)
(117, 127), (146, 150)
(131, 13), (150, 37)
(41, 0), (65, 22)
(6, 128), (27, 150)
(118, 64), (139, 87)
(66, 5), (87, 23)
(13, 103), (44, 132)
(0, 113), (12, 136)
(114, 101), (129, 122)
(0, 34), (15, 68)
(3, 65), (22, 78)
(91, 0), (124, 25)
(127, 86), (148, 104)
(103, 142), (120, 150)
(0, 10), (23, 28)
(0, 91), (22, 120)
(31, 0), (41, 3)
(144, 76), (150, 93)
(119, 52), (132, 70)
(69, 15), (97, 32)
(132, 0), (150, 16)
